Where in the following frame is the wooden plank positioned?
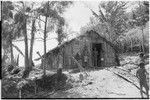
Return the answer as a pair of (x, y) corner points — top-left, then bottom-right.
(37, 51), (44, 60)
(70, 56), (88, 76)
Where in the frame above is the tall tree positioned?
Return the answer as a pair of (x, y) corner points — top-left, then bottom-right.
(37, 1), (73, 75)
(2, 1), (30, 67)
(28, 3), (39, 71)
(29, 17), (36, 71)
(13, 2), (33, 78)
(12, 2), (45, 78)
(87, 1), (128, 65)
(89, 1), (128, 43)
(43, 1), (49, 76)
(131, 1), (149, 52)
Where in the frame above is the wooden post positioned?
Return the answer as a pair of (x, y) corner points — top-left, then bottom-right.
(141, 26), (145, 53)
(16, 54), (19, 66)
(19, 89), (21, 98)
(35, 85), (37, 94)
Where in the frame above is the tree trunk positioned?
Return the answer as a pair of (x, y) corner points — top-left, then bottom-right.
(24, 21), (29, 70)
(105, 22), (114, 43)
(43, 15), (48, 76)
(130, 38), (133, 52)
(141, 26), (145, 53)
(10, 36), (14, 66)
(29, 19), (36, 71)
(16, 54), (19, 66)
(22, 20), (30, 78)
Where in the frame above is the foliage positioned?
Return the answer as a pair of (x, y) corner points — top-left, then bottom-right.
(2, 78), (18, 98)
(37, 1), (73, 44)
(132, 1), (149, 27)
(2, 1), (28, 67)
(121, 1), (149, 52)
(2, 66), (70, 98)
(2, 1), (14, 20)
(121, 22), (149, 53)
(98, 1), (128, 41)
(85, 1), (149, 53)
(80, 17), (107, 39)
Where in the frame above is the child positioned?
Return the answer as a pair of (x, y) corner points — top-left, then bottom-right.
(136, 62), (149, 98)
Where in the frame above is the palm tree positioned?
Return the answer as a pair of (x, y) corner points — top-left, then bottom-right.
(12, 2), (32, 78)
(37, 1), (73, 75)
(88, 1), (128, 43)
(28, 2), (40, 71)
(86, 1), (127, 65)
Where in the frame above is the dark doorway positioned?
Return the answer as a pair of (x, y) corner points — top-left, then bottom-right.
(92, 43), (102, 67)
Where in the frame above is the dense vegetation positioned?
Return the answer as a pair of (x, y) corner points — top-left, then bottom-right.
(2, 1), (73, 98)
(2, 1), (73, 77)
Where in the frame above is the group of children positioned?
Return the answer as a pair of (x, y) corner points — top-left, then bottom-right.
(136, 52), (149, 98)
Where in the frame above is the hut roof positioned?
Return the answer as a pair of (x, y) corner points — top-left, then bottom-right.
(35, 30), (118, 61)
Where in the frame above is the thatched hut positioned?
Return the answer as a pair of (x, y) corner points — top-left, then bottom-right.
(35, 30), (120, 70)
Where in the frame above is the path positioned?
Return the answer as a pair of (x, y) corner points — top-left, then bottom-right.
(48, 69), (142, 98)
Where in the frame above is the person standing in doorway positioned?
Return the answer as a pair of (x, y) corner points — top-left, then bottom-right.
(93, 48), (98, 67)
(75, 52), (82, 67)
(84, 53), (88, 68)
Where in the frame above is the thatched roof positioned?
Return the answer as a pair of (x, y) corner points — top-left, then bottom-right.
(34, 38), (78, 61)
(35, 30), (118, 61)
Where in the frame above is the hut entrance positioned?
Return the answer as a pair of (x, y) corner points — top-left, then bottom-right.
(92, 43), (102, 67)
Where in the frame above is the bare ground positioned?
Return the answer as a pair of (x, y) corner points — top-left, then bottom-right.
(46, 54), (149, 98)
